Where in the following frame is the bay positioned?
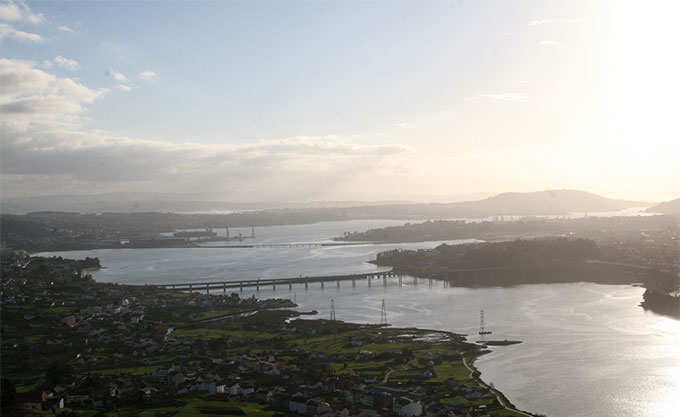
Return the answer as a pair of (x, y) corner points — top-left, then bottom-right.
(38, 219), (680, 417)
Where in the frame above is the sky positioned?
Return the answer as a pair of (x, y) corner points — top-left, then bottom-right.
(1, 0), (678, 204)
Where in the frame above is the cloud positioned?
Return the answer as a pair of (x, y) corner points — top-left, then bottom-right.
(0, 22), (44, 42)
(117, 84), (133, 91)
(107, 69), (128, 82)
(139, 70), (156, 80)
(396, 122), (417, 129)
(1, 131), (414, 198)
(0, 58), (413, 200)
(53, 55), (80, 70)
(463, 93), (532, 103)
(0, 58), (107, 131)
(0, 0), (45, 24)
(57, 25), (75, 33)
(528, 19), (581, 26)
(539, 40), (560, 47)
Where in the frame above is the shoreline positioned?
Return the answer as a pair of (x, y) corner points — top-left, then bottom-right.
(90, 269), (538, 416)
(464, 354), (536, 417)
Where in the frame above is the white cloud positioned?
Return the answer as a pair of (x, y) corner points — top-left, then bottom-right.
(57, 25), (75, 33)
(0, 22), (44, 42)
(117, 84), (133, 91)
(53, 55), (80, 71)
(139, 70), (156, 80)
(107, 69), (128, 82)
(0, 58), (413, 199)
(396, 122), (417, 129)
(0, 0), (45, 24)
(0, 58), (107, 131)
(539, 40), (559, 47)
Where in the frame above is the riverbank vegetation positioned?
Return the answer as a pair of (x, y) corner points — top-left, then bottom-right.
(372, 238), (679, 317)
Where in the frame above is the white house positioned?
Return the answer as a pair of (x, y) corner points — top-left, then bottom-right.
(393, 398), (423, 417)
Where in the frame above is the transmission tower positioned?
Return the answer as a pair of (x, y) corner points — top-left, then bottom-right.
(330, 299), (336, 321)
(479, 309), (492, 336)
(380, 299), (387, 326)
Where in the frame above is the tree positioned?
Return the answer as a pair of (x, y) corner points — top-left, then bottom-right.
(0, 378), (16, 408)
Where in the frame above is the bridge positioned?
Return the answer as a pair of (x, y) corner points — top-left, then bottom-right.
(200, 242), (368, 249)
(159, 271), (401, 293)
(157, 266), (510, 294)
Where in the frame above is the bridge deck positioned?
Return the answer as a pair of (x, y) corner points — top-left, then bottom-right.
(160, 270), (398, 291)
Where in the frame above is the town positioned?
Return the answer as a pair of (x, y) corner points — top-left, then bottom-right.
(1, 254), (531, 417)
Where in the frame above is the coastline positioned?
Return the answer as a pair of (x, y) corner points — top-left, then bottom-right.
(464, 354), (536, 417)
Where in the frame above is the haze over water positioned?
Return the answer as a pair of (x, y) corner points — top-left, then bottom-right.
(40, 220), (680, 417)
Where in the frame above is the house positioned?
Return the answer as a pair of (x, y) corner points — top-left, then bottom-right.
(61, 315), (76, 328)
(393, 398), (423, 417)
(372, 386), (409, 399)
(288, 397), (309, 414)
(305, 398), (331, 416)
(240, 385), (255, 397)
(192, 382), (216, 394)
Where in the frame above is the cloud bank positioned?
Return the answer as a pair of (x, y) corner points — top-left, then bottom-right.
(1, 58), (413, 200)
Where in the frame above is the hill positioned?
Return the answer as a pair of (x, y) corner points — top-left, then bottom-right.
(325, 189), (647, 219)
(645, 198), (680, 214)
(447, 189), (647, 216)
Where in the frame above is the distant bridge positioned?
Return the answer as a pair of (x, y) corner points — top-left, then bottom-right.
(157, 266), (514, 294)
(200, 242), (368, 249)
(159, 271), (399, 293)
(159, 260), (659, 294)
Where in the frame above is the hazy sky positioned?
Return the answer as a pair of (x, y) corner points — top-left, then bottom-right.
(1, 0), (678, 203)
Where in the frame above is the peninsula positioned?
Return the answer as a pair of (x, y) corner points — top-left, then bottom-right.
(370, 238), (679, 318)
(1, 254), (534, 417)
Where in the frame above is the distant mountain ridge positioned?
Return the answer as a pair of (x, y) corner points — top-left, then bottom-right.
(645, 198), (680, 214)
(451, 189), (647, 216)
(0, 189), (648, 218)
(0, 193), (415, 215)
(314, 189), (647, 219)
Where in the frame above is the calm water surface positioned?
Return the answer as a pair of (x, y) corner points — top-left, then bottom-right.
(39, 220), (680, 417)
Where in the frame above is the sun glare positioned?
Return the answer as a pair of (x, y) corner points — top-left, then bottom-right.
(605, 0), (680, 150)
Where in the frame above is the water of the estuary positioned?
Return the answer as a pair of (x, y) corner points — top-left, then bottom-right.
(39, 219), (680, 417)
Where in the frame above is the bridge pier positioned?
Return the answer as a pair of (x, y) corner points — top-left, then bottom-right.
(223, 282), (226, 294)
(206, 283), (210, 294)
(189, 284), (193, 294)
(413, 276), (417, 285)
(352, 278), (356, 288)
(305, 279), (308, 289)
(337, 280), (340, 288)
(368, 276), (371, 287)
(239, 281), (243, 292)
(383, 276), (387, 286)
(398, 275), (402, 286)
(321, 281), (324, 289)
(289, 281), (292, 290)
(272, 282), (276, 291)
